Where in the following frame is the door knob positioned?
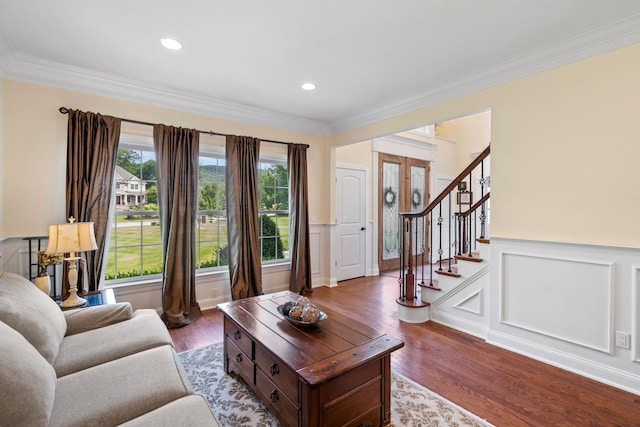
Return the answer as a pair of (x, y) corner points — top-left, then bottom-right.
(360, 227), (366, 231)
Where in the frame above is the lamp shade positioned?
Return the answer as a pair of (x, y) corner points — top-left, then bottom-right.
(46, 221), (98, 255)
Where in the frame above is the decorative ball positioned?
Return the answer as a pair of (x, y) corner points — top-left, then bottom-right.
(280, 301), (295, 316)
(296, 296), (310, 307)
(288, 305), (303, 320)
(301, 303), (320, 323)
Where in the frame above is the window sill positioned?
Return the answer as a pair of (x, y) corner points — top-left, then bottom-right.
(104, 260), (291, 289)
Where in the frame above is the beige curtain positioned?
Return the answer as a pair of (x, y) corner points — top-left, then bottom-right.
(153, 124), (202, 328)
(226, 135), (263, 300)
(288, 144), (312, 294)
(66, 109), (121, 292)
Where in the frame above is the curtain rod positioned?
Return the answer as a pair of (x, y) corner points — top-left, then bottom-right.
(58, 107), (308, 148)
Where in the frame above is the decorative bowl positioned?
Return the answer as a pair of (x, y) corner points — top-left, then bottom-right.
(277, 303), (327, 328)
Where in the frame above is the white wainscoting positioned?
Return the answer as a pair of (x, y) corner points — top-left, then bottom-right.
(634, 265), (640, 363)
(500, 252), (613, 354)
(488, 238), (640, 396)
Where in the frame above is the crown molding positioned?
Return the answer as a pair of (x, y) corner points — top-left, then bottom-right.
(1, 53), (331, 136)
(0, 33), (12, 77)
(329, 13), (640, 134)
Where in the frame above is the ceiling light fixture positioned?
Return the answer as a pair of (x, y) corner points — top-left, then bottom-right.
(160, 38), (182, 50)
(301, 82), (317, 91)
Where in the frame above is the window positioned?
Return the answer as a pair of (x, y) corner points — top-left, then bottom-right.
(196, 153), (228, 269)
(105, 146), (161, 280)
(105, 137), (290, 283)
(258, 160), (289, 263)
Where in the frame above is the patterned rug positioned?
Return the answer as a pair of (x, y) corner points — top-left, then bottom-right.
(178, 342), (493, 427)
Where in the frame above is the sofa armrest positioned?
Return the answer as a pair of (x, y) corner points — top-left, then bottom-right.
(63, 302), (133, 336)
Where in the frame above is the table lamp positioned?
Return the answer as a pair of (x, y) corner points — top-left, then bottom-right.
(46, 217), (98, 308)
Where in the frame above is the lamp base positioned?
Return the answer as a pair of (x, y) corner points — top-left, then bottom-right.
(60, 290), (87, 308)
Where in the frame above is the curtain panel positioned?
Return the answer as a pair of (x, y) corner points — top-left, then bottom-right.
(65, 109), (121, 292)
(153, 124), (202, 328)
(288, 144), (312, 294)
(225, 135), (263, 300)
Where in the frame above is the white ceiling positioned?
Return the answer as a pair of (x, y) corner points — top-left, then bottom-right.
(1, 1), (640, 135)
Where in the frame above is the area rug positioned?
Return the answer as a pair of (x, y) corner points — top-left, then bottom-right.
(178, 342), (493, 427)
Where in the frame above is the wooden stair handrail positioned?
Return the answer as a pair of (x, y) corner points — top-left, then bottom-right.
(454, 192), (490, 218)
(400, 144), (490, 219)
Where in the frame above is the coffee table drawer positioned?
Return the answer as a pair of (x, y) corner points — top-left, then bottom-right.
(255, 343), (299, 403)
(255, 367), (299, 427)
(224, 317), (253, 358)
(226, 337), (254, 384)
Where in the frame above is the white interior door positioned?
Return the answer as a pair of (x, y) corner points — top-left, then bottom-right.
(336, 167), (366, 281)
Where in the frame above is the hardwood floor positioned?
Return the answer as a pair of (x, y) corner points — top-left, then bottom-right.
(170, 275), (640, 426)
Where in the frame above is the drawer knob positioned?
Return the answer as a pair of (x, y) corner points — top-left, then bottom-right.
(270, 363), (279, 376)
(233, 330), (241, 340)
(235, 353), (242, 363)
(270, 389), (279, 402)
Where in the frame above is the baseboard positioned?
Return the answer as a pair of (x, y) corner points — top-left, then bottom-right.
(198, 296), (226, 311)
(431, 311), (488, 340)
(486, 330), (640, 396)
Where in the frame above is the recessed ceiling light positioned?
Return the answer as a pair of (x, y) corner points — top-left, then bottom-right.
(301, 82), (317, 91)
(160, 38), (182, 50)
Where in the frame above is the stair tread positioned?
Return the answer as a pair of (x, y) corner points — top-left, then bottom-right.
(476, 237), (490, 244)
(418, 280), (441, 291)
(396, 298), (430, 308)
(455, 254), (483, 263)
(435, 269), (461, 278)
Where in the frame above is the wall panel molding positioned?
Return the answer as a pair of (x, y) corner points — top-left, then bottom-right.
(500, 251), (614, 354)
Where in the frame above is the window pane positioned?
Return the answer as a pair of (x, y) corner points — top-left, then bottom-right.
(276, 213), (290, 256)
(141, 152), (156, 180)
(114, 246), (142, 278)
(142, 213), (161, 244)
(260, 188), (276, 210)
(276, 188), (288, 210)
(261, 236), (277, 261)
(141, 245), (163, 276)
(196, 212), (228, 268)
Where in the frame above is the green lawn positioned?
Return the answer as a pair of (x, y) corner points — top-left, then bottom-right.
(104, 214), (289, 280)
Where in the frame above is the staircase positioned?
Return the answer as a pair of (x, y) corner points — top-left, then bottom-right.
(397, 145), (490, 334)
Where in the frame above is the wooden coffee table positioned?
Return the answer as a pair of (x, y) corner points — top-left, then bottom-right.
(217, 291), (404, 427)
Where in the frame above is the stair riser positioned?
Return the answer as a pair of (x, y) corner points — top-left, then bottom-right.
(455, 259), (488, 277)
(476, 242), (491, 260)
(420, 275), (460, 303)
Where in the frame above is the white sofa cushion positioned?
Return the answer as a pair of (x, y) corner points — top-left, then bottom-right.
(50, 345), (194, 427)
(0, 320), (57, 427)
(0, 272), (66, 364)
(54, 309), (173, 377)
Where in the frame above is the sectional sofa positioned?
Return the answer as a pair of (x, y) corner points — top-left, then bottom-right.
(0, 272), (219, 426)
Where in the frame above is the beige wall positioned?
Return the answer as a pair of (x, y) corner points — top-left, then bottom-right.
(1, 80), (328, 239)
(437, 110), (491, 172)
(329, 43), (640, 249)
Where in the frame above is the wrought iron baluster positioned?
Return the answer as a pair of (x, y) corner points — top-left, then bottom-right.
(448, 193), (453, 273)
(429, 211), (434, 287)
(437, 202), (443, 271)
(479, 159), (487, 239)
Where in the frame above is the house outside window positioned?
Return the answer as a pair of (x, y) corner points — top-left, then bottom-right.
(106, 138), (290, 283)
